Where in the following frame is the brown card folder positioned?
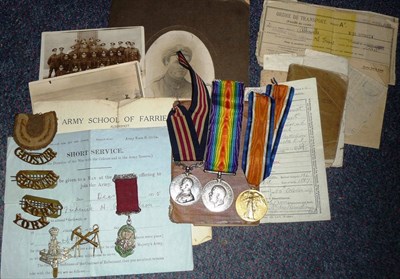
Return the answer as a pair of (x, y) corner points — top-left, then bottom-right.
(108, 0), (250, 84)
(287, 64), (348, 165)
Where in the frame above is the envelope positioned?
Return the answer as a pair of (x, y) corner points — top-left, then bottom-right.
(287, 64), (348, 166)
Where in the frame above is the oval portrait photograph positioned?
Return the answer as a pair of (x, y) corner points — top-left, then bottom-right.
(145, 30), (215, 99)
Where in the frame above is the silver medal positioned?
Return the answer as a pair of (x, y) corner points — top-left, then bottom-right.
(170, 173), (201, 206)
(201, 178), (234, 212)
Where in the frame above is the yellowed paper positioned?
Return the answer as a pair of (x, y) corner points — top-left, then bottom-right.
(261, 49), (388, 149)
(192, 225), (213, 246)
(256, 1), (398, 84)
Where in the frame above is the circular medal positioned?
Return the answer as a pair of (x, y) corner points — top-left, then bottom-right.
(169, 173), (201, 206)
(201, 179), (234, 212)
(235, 189), (268, 222)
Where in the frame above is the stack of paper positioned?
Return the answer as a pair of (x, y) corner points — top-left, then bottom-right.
(256, 0), (398, 150)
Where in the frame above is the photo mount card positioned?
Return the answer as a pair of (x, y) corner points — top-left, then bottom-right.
(39, 26), (145, 81)
(109, 0), (249, 86)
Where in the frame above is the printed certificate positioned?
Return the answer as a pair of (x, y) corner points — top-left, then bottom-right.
(1, 127), (193, 278)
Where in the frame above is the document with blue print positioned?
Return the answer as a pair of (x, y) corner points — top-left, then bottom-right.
(246, 78), (331, 223)
(1, 127), (193, 278)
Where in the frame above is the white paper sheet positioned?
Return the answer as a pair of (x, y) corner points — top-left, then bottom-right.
(1, 127), (193, 278)
(246, 78), (330, 223)
(344, 66), (388, 148)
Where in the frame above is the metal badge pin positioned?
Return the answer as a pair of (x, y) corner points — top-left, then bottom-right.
(13, 170), (59, 190)
(39, 227), (72, 278)
(14, 147), (57, 165)
(13, 111), (58, 150)
(70, 224), (102, 257)
(20, 195), (63, 219)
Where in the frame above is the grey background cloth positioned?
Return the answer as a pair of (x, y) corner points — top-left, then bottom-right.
(0, 0), (399, 278)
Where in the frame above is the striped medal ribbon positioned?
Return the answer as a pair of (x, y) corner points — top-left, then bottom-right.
(242, 83), (295, 186)
(167, 51), (210, 206)
(202, 80), (244, 213)
(265, 83), (295, 177)
(238, 84), (294, 222)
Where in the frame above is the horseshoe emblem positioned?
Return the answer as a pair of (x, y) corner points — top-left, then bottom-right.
(13, 111), (58, 150)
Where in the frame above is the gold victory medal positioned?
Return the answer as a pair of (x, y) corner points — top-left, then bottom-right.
(235, 189), (268, 222)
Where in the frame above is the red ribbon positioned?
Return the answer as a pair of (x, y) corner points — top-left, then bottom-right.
(113, 174), (141, 215)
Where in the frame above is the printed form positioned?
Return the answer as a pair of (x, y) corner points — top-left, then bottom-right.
(1, 127), (193, 278)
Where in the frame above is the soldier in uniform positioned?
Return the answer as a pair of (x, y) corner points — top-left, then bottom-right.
(55, 64), (67, 77)
(131, 42), (141, 62)
(57, 47), (65, 65)
(68, 45), (78, 56)
(70, 53), (80, 72)
(108, 50), (117, 65)
(72, 39), (81, 53)
(89, 51), (99, 69)
(88, 37), (96, 46)
(124, 41), (133, 62)
(80, 52), (89, 71)
(117, 41), (125, 54)
(71, 65), (79, 73)
(47, 48), (59, 78)
(97, 42), (107, 56)
(60, 54), (71, 73)
(89, 43), (97, 54)
(79, 40), (90, 55)
(116, 50), (125, 64)
(109, 42), (117, 54)
(99, 50), (109, 66)
(149, 45), (192, 99)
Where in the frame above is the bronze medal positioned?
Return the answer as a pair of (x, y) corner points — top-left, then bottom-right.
(235, 189), (268, 222)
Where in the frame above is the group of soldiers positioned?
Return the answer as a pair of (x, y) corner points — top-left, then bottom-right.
(47, 37), (141, 78)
